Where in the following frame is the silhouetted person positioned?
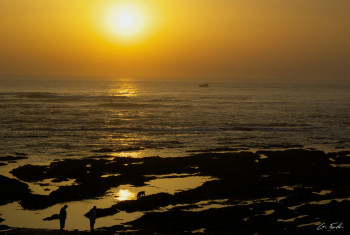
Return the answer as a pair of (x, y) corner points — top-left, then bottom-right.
(85, 206), (97, 232)
(59, 205), (68, 231)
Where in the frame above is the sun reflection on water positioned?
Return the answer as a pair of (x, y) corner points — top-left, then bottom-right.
(99, 80), (146, 158)
(115, 189), (136, 201)
(109, 151), (144, 158)
(108, 80), (138, 97)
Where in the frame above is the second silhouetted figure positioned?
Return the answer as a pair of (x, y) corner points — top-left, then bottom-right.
(85, 206), (97, 232)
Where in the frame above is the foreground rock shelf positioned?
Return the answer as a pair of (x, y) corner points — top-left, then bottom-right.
(1, 149), (350, 233)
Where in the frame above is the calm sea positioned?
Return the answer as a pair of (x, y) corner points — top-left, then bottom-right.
(1, 78), (349, 163)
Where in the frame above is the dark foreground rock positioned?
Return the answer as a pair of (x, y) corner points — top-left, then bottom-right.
(1, 228), (111, 234)
(4, 149), (350, 233)
(0, 155), (28, 162)
(0, 175), (30, 206)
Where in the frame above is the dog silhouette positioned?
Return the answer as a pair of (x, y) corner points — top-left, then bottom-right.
(137, 191), (146, 199)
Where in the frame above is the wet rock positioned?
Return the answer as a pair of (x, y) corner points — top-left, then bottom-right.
(7, 147), (350, 233)
(91, 148), (114, 153)
(293, 215), (318, 227)
(246, 214), (278, 229)
(127, 206), (252, 233)
(0, 225), (10, 231)
(95, 205), (119, 218)
(14, 152), (28, 156)
(274, 207), (296, 220)
(0, 175), (30, 205)
(191, 152), (260, 178)
(114, 147), (144, 152)
(91, 147), (144, 153)
(0, 156), (28, 161)
(256, 149), (330, 170)
(186, 147), (242, 153)
(251, 202), (282, 214)
(43, 214), (59, 221)
(101, 225), (126, 233)
(10, 164), (47, 182)
(328, 151), (350, 164)
(19, 194), (51, 210)
(51, 178), (69, 183)
(280, 191), (323, 206)
(266, 144), (304, 149)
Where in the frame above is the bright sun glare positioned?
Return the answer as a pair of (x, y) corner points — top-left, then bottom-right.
(115, 189), (135, 201)
(119, 13), (134, 28)
(106, 4), (146, 39)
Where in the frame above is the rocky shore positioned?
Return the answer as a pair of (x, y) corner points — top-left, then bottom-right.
(1, 149), (350, 233)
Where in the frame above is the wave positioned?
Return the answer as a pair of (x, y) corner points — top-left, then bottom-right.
(221, 123), (314, 132)
(148, 97), (187, 103)
(99, 102), (155, 108)
(15, 92), (60, 99)
(0, 92), (130, 102)
(99, 102), (192, 109)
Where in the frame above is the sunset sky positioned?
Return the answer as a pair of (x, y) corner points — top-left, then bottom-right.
(0, 0), (349, 80)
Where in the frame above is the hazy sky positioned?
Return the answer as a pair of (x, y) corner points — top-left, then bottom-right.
(0, 0), (349, 80)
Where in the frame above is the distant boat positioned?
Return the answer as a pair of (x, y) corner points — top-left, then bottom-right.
(199, 83), (210, 87)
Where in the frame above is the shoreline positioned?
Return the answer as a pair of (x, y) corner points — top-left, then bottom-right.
(1, 148), (350, 233)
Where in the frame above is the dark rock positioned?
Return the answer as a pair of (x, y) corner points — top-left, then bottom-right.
(95, 205), (120, 218)
(186, 147), (242, 153)
(0, 224), (10, 231)
(91, 147), (144, 153)
(7, 147), (350, 234)
(43, 214), (59, 221)
(51, 178), (69, 183)
(91, 148), (114, 153)
(11, 164), (47, 182)
(101, 225), (126, 233)
(114, 147), (144, 152)
(14, 152), (28, 156)
(0, 156), (28, 161)
(328, 151), (350, 164)
(280, 191), (323, 206)
(19, 194), (51, 210)
(127, 206), (252, 233)
(257, 149), (330, 170)
(0, 175), (30, 205)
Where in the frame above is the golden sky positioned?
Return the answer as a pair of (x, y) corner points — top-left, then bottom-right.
(0, 0), (349, 80)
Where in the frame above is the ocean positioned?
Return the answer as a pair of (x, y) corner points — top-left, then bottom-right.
(1, 78), (349, 162)
(1, 77), (350, 231)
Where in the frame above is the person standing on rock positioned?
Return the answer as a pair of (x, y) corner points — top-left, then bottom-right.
(59, 205), (68, 231)
(85, 206), (97, 232)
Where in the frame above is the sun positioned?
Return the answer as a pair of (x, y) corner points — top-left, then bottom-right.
(119, 13), (134, 29)
(96, 1), (161, 44)
(106, 4), (146, 39)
